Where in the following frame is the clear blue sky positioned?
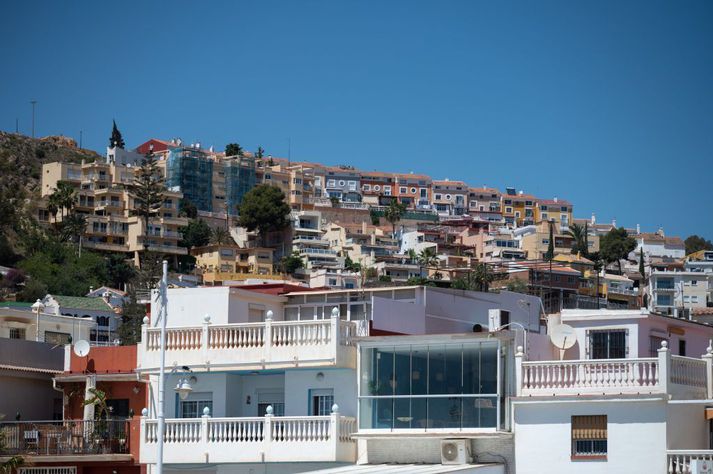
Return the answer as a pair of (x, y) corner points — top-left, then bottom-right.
(2, 1), (712, 239)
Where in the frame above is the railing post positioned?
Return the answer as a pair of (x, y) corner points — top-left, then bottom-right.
(201, 406), (211, 456)
(515, 346), (524, 396)
(202, 314), (211, 362)
(265, 310), (273, 359)
(331, 306), (340, 356)
(330, 404), (340, 459)
(141, 316), (149, 347)
(658, 340), (671, 394)
(702, 341), (713, 399)
(263, 405), (273, 463)
(140, 409), (147, 444)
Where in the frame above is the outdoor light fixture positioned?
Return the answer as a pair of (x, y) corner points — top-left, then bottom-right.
(31, 299), (45, 342)
(175, 378), (193, 400)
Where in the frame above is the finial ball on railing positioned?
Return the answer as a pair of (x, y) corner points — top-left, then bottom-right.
(661, 340), (668, 349)
(708, 340), (713, 355)
(331, 307), (339, 318)
(141, 408), (148, 417)
(142, 316), (150, 325)
(203, 314), (211, 323)
(516, 345), (524, 355)
(266, 310), (274, 320)
(203, 406), (211, 416)
(266, 405), (273, 415)
(331, 403), (339, 414)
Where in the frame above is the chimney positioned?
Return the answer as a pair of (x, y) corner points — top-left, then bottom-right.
(553, 197), (558, 203)
(519, 190), (524, 195)
(657, 227), (665, 237)
(636, 223), (641, 234)
(612, 218), (617, 228)
(591, 213), (596, 225)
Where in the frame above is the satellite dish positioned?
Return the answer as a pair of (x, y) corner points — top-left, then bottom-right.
(73, 340), (91, 357)
(549, 324), (577, 351)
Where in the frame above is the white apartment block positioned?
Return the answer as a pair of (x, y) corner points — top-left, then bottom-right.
(649, 270), (711, 317)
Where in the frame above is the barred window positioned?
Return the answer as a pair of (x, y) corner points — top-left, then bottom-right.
(572, 415), (607, 459)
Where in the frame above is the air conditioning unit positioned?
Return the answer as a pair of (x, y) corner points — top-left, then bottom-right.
(691, 459), (713, 474)
(440, 439), (472, 465)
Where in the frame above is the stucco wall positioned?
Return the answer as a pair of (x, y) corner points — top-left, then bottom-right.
(0, 370), (60, 420)
(514, 399), (667, 474)
(284, 368), (357, 417)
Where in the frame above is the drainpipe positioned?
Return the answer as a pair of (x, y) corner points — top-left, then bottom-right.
(52, 378), (65, 420)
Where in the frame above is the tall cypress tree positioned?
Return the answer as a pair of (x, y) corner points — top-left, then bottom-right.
(110, 120), (126, 149)
(544, 221), (555, 261)
(129, 153), (165, 253)
(639, 248), (646, 281)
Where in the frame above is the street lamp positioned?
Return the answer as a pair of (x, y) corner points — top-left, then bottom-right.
(31, 299), (45, 342)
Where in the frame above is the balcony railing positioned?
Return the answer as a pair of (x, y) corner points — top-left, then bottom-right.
(667, 450), (713, 473)
(0, 420), (129, 456)
(516, 342), (712, 398)
(140, 410), (356, 465)
(138, 316), (357, 372)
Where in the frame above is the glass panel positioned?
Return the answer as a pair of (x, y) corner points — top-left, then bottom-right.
(462, 397), (497, 428)
(463, 344), (481, 394)
(394, 347), (411, 396)
(411, 345), (429, 395)
(427, 398), (461, 429)
(480, 343), (498, 394)
(428, 344), (446, 394)
(360, 348), (374, 396)
(393, 398), (412, 429)
(374, 348), (394, 396)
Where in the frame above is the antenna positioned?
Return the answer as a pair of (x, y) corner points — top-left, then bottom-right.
(288, 137), (291, 166)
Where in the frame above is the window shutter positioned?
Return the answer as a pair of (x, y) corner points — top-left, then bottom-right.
(572, 415), (607, 440)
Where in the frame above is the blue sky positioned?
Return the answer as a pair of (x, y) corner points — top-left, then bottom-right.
(2, 1), (712, 239)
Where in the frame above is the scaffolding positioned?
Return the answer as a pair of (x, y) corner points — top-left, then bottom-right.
(166, 147), (214, 212)
(224, 156), (256, 215)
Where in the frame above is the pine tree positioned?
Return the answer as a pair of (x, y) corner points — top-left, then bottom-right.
(109, 120), (126, 149)
(129, 153), (165, 253)
(639, 248), (645, 281)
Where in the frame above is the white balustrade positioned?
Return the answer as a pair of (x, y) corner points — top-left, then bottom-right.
(140, 317), (357, 371)
(521, 358), (660, 395)
(209, 324), (265, 349)
(667, 450), (713, 473)
(141, 414), (356, 464)
(670, 356), (708, 388)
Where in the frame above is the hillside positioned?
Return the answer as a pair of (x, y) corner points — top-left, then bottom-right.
(0, 131), (102, 263)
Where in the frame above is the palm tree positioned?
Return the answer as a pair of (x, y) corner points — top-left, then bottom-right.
(211, 227), (232, 245)
(472, 262), (494, 292)
(565, 222), (589, 256)
(47, 181), (76, 224)
(417, 247), (439, 277)
(384, 200), (407, 238)
(59, 213), (87, 248)
(407, 248), (417, 265)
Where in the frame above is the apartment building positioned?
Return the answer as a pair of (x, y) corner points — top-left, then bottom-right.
(395, 173), (432, 209)
(634, 230), (687, 259)
(431, 179), (468, 216)
(40, 157), (188, 260)
(0, 302), (94, 345)
(323, 166), (362, 202)
(519, 220), (599, 260)
(192, 244), (278, 285)
(324, 222), (399, 269)
(536, 198), (573, 231)
(649, 269), (710, 317)
(163, 142), (256, 216)
(468, 186), (503, 225)
(291, 210), (341, 270)
(501, 188), (538, 227)
(472, 230), (526, 262)
(514, 308), (713, 473)
(360, 171), (395, 206)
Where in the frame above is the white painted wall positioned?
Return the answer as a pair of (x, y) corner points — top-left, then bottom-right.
(667, 402), (709, 450)
(372, 297), (426, 334)
(514, 399), (667, 474)
(284, 368), (357, 417)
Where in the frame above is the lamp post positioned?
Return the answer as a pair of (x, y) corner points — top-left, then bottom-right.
(156, 260), (168, 474)
(495, 321), (528, 356)
(31, 299), (45, 342)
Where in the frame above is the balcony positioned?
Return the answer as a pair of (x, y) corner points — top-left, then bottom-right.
(140, 411), (356, 465)
(83, 241), (129, 252)
(516, 343), (711, 399)
(667, 450), (713, 473)
(138, 317), (357, 373)
(299, 248), (338, 257)
(0, 420), (131, 461)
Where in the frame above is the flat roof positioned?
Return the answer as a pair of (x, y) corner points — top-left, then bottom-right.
(302, 463), (501, 473)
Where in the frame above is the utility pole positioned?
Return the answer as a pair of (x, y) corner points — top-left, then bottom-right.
(30, 100), (37, 138)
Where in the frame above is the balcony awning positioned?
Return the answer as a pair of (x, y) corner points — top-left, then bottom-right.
(572, 415), (607, 440)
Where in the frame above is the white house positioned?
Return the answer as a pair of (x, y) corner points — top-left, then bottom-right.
(42, 294), (120, 345)
(0, 303), (94, 344)
(138, 286), (359, 472)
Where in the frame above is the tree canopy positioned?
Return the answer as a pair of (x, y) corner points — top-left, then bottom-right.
(225, 143), (243, 157)
(384, 200), (407, 237)
(685, 235), (713, 255)
(109, 120), (125, 149)
(544, 221), (555, 261)
(179, 219), (212, 249)
(599, 227), (637, 273)
(237, 185), (291, 241)
(565, 222), (589, 256)
(281, 251), (304, 275)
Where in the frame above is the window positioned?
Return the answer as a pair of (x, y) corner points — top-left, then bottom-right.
(505, 207), (513, 213)
(348, 181), (357, 191)
(435, 194), (442, 200)
(45, 331), (71, 345)
(106, 399), (130, 418)
(248, 304), (266, 322)
(310, 389), (334, 416)
(9, 328), (26, 339)
(96, 316), (110, 327)
(258, 391), (284, 416)
(589, 330), (627, 359)
(384, 186), (391, 195)
(572, 415), (607, 459)
(410, 187), (417, 194)
(363, 184), (371, 191)
(540, 205), (548, 211)
(400, 187), (407, 194)
(657, 294), (672, 306)
(327, 179), (336, 188)
(420, 188), (427, 198)
(179, 392), (213, 418)
(542, 213), (548, 220)
(679, 340), (686, 357)
(650, 336), (667, 357)
(561, 206), (568, 212)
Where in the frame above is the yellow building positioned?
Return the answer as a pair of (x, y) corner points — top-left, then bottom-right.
(501, 191), (538, 227)
(192, 244), (278, 285)
(40, 160), (188, 260)
(521, 221), (599, 260)
(535, 198), (573, 231)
